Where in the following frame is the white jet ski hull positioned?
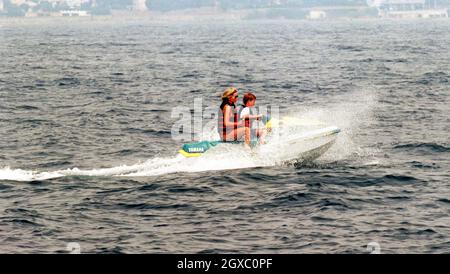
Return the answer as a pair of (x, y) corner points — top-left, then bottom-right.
(179, 125), (340, 165)
(257, 126), (340, 165)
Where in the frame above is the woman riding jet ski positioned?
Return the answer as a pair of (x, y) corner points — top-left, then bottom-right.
(218, 87), (266, 145)
(218, 87), (247, 143)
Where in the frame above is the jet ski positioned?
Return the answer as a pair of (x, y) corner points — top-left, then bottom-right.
(178, 116), (340, 164)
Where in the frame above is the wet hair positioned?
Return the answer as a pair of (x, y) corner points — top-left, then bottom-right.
(220, 98), (231, 111)
(243, 92), (256, 105)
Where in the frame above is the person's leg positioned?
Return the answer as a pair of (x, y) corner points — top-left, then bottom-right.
(244, 126), (251, 145)
(256, 128), (267, 144)
(224, 127), (248, 143)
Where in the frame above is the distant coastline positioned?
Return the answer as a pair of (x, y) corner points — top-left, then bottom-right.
(1, 5), (449, 21)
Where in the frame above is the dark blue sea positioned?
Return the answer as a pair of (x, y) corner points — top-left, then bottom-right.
(0, 17), (449, 253)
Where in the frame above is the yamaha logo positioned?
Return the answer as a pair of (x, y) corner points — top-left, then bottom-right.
(189, 147), (204, 153)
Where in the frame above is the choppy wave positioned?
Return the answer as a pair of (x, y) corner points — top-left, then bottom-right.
(393, 142), (450, 153)
(416, 71), (449, 85)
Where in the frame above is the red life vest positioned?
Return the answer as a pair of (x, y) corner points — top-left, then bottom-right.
(218, 103), (240, 140)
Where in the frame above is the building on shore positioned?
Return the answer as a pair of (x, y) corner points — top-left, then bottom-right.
(9, 0), (27, 5)
(367, 0), (448, 18)
(60, 10), (89, 16)
(133, 0), (148, 12)
(307, 10), (327, 20)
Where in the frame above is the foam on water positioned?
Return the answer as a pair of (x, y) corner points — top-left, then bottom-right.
(0, 167), (65, 182)
(287, 88), (380, 163)
(0, 152), (260, 181)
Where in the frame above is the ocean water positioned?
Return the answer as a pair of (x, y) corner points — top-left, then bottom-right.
(0, 17), (449, 253)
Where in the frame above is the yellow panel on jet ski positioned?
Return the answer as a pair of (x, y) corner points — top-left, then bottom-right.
(178, 149), (202, 158)
(266, 116), (326, 129)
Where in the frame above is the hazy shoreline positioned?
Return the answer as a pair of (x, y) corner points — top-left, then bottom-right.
(0, 6), (387, 22)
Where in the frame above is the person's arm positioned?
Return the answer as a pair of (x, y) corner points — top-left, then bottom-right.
(246, 114), (263, 120)
(223, 105), (243, 127)
(240, 108), (261, 121)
